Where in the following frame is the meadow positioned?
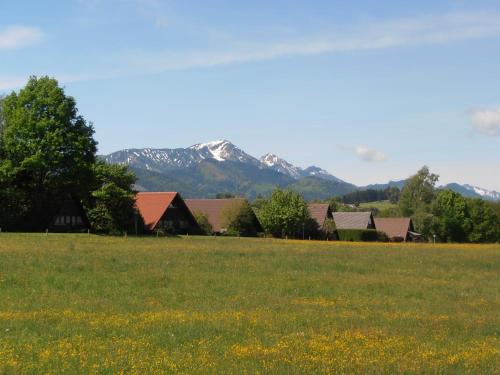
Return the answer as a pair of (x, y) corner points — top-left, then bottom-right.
(0, 234), (498, 374)
(358, 200), (397, 211)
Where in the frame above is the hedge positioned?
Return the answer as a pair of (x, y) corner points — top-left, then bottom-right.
(337, 229), (387, 242)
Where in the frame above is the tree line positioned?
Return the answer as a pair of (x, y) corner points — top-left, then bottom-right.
(319, 167), (500, 243)
(1, 77), (498, 242)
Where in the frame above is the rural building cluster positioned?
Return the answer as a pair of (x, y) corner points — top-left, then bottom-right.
(50, 191), (420, 242)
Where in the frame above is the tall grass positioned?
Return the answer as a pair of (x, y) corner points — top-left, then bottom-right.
(0, 234), (498, 373)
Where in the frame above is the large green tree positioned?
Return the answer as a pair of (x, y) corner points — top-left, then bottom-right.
(431, 190), (470, 242)
(1, 76), (137, 233)
(399, 166), (439, 216)
(257, 188), (315, 238)
(1, 77), (97, 229)
(466, 199), (500, 243)
(87, 161), (138, 234)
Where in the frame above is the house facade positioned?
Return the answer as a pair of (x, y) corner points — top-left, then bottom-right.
(50, 198), (90, 232)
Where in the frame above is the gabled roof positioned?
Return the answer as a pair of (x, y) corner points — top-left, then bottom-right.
(135, 192), (178, 230)
(308, 203), (331, 227)
(374, 217), (412, 240)
(332, 212), (374, 230)
(185, 198), (247, 232)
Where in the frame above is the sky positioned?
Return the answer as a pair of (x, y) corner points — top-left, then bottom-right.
(1, 0), (500, 190)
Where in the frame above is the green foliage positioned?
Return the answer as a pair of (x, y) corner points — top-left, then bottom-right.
(87, 161), (137, 234)
(466, 199), (500, 243)
(428, 191), (499, 243)
(0, 160), (27, 229)
(257, 188), (312, 238)
(0, 77), (137, 234)
(337, 229), (380, 242)
(287, 176), (357, 201)
(322, 218), (337, 240)
(1, 76), (97, 230)
(0, 95), (5, 156)
(386, 186), (401, 204)
(431, 190), (470, 242)
(377, 207), (402, 218)
(399, 166), (439, 217)
(222, 200), (260, 237)
(193, 212), (213, 235)
(342, 187), (400, 205)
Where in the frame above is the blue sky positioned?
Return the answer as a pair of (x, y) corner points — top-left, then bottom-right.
(1, 0), (500, 189)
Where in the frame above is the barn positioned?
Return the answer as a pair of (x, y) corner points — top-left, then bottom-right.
(308, 203), (333, 228)
(374, 217), (422, 242)
(185, 198), (262, 234)
(332, 212), (376, 230)
(135, 192), (200, 234)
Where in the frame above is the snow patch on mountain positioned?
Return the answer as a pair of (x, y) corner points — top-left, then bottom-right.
(189, 140), (260, 165)
(463, 184), (500, 201)
(260, 153), (303, 178)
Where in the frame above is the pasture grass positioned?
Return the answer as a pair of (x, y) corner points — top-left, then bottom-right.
(358, 200), (397, 211)
(0, 234), (499, 374)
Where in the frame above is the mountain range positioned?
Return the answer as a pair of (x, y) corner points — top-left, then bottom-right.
(102, 140), (500, 202)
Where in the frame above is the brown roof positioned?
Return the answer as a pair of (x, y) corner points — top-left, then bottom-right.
(374, 217), (412, 240)
(185, 198), (247, 232)
(135, 192), (177, 230)
(332, 212), (375, 229)
(308, 203), (331, 227)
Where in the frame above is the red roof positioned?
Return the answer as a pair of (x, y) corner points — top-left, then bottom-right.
(308, 203), (331, 227)
(373, 217), (412, 240)
(135, 192), (178, 230)
(185, 198), (247, 232)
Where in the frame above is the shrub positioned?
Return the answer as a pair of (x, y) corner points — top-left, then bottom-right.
(193, 212), (213, 235)
(222, 200), (260, 237)
(337, 229), (380, 242)
(257, 188), (311, 238)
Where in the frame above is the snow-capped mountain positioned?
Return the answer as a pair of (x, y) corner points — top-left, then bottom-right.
(102, 139), (500, 201)
(303, 166), (345, 183)
(190, 140), (260, 166)
(104, 140), (345, 181)
(441, 183), (500, 202)
(260, 153), (303, 178)
(103, 140), (260, 173)
(260, 154), (345, 182)
(463, 184), (500, 201)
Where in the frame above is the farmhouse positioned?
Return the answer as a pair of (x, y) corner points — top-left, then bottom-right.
(374, 217), (422, 242)
(308, 203), (333, 229)
(135, 192), (200, 234)
(185, 198), (261, 234)
(50, 198), (89, 232)
(332, 212), (376, 230)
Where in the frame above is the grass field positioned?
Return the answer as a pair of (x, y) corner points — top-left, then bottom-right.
(0, 234), (499, 374)
(358, 200), (397, 211)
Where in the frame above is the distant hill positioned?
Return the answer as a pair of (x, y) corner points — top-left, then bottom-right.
(102, 140), (500, 201)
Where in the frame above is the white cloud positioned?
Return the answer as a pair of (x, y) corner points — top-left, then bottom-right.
(470, 107), (500, 137)
(0, 25), (43, 49)
(355, 146), (387, 162)
(337, 145), (387, 162)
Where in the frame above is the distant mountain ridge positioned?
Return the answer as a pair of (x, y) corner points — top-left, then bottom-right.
(102, 140), (500, 201)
